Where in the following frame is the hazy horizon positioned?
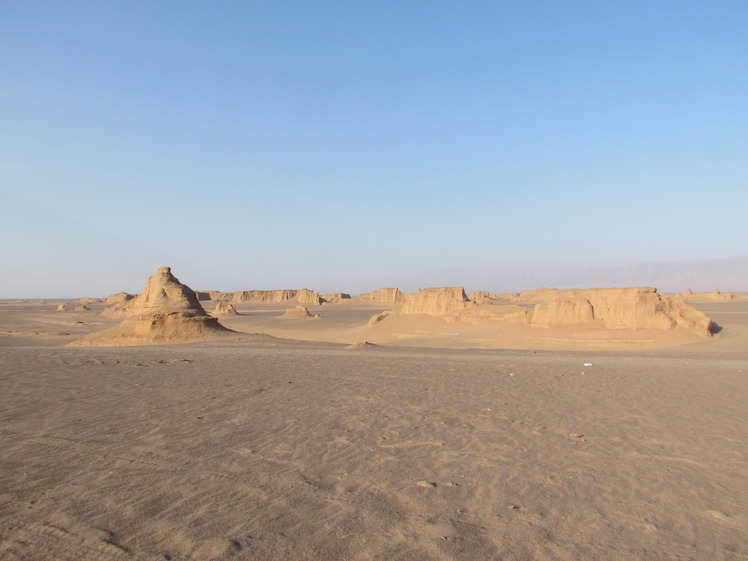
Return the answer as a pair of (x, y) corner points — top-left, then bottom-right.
(2, 3), (746, 298)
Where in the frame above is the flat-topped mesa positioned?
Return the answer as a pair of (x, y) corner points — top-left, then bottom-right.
(358, 288), (405, 306)
(231, 289), (322, 306)
(529, 287), (713, 337)
(401, 287), (472, 316)
(71, 267), (232, 346)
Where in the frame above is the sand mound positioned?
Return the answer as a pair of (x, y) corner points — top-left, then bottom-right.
(401, 287), (473, 316)
(530, 287), (713, 336)
(358, 288), (404, 305)
(232, 289), (322, 306)
(211, 301), (239, 317)
(73, 303), (90, 312)
(71, 267), (232, 346)
(280, 305), (319, 319)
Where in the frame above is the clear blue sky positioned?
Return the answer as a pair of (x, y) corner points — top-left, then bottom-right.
(1, 1), (746, 297)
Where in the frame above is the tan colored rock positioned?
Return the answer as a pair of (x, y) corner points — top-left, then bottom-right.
(529, 287), (713, 336)
(469, 291), (492, 304)
(71, 267), (232, 346)
(280, 305), (318, 318)
(358, 288), (405, 306)
(321, 293), (351, 302)
(73, 303), (90, 312)
(211, 301), (238, 317)
(106, 292), (135, 305)
(77, 298), (103, 305)
(401, 287), (472, 316)
(55, 303), (66, 312)
(367, 311), (391, 326)
(231, 289), (322, 306)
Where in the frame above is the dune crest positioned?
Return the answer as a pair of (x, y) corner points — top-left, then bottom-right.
(71, 267), (232, 346)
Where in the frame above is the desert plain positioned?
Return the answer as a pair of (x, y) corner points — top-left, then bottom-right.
(1, 269), (747, 561)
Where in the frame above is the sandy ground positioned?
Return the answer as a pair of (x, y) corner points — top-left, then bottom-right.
(1, 300), (747, 560)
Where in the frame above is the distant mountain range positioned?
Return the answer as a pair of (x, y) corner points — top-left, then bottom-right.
(358, 255), (748, 295)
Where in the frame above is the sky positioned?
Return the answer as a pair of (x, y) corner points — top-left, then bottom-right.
(1, 1), (747, 297)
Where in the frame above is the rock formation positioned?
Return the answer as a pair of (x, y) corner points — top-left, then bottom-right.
(55, 303), (66, 311)
(358, 288), (405, 306)
(232, 289), (322, 306)
(321, 293), (351, 302)
(529, 287), (713, 336)
(400, 287), (472, 316)
(468, 291), (492, 304)
(71, 267), (233, 346)
(106, 292), (135, 305)
(280, 305), (318, 318)
(211, 301), (238, 317)
(675, 288), (747, 302)
(73, 303), (90, 312)
(77, 298), (103, 305)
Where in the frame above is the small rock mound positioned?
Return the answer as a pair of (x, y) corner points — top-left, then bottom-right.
(211, 301), (239, 316)
(55, 303), (67, 312)
(280, 305), (319, 318)
(71, 267), (233, 346)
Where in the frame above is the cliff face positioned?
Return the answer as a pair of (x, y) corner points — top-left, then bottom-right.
(400, 287), (471, 316)
(529, 287), (713, 337)
(358, 288), (405, 306)
(231, 289), (322, 306)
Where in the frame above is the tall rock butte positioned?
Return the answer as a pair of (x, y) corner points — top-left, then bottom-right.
(71, 267), (233, 346)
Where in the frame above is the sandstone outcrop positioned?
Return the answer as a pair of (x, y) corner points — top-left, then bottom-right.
(676, 288), (747, 302)
(469, 291), (492, 304)
(106, 292), (135, 305)
(529, 287), (713, 336)
(211, 301), (238, 317)
(321, 293), (351, 302)
(73, 303), (90, 311)
(55, 303), (66, 311)
(281, 305), (318, 318)
(71, 267), (232, 346)
(358, 288), (404, 306)
(232, 289), (322, 306)
(77, 298), (103, 305)
(401, 287), (473, 316)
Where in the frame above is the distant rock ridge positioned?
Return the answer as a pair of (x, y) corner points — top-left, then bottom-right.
(675, 288), (748, 302)
(361, 285), (713, 338)
(400, 287), (473, 316)
(232, 289), (322, 306)
(527, 287), (713, 336)
(71, 267), (232, 346)
(358, 288), (405, 305)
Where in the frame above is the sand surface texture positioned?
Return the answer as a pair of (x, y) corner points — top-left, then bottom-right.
(1, 298), (747, 560)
